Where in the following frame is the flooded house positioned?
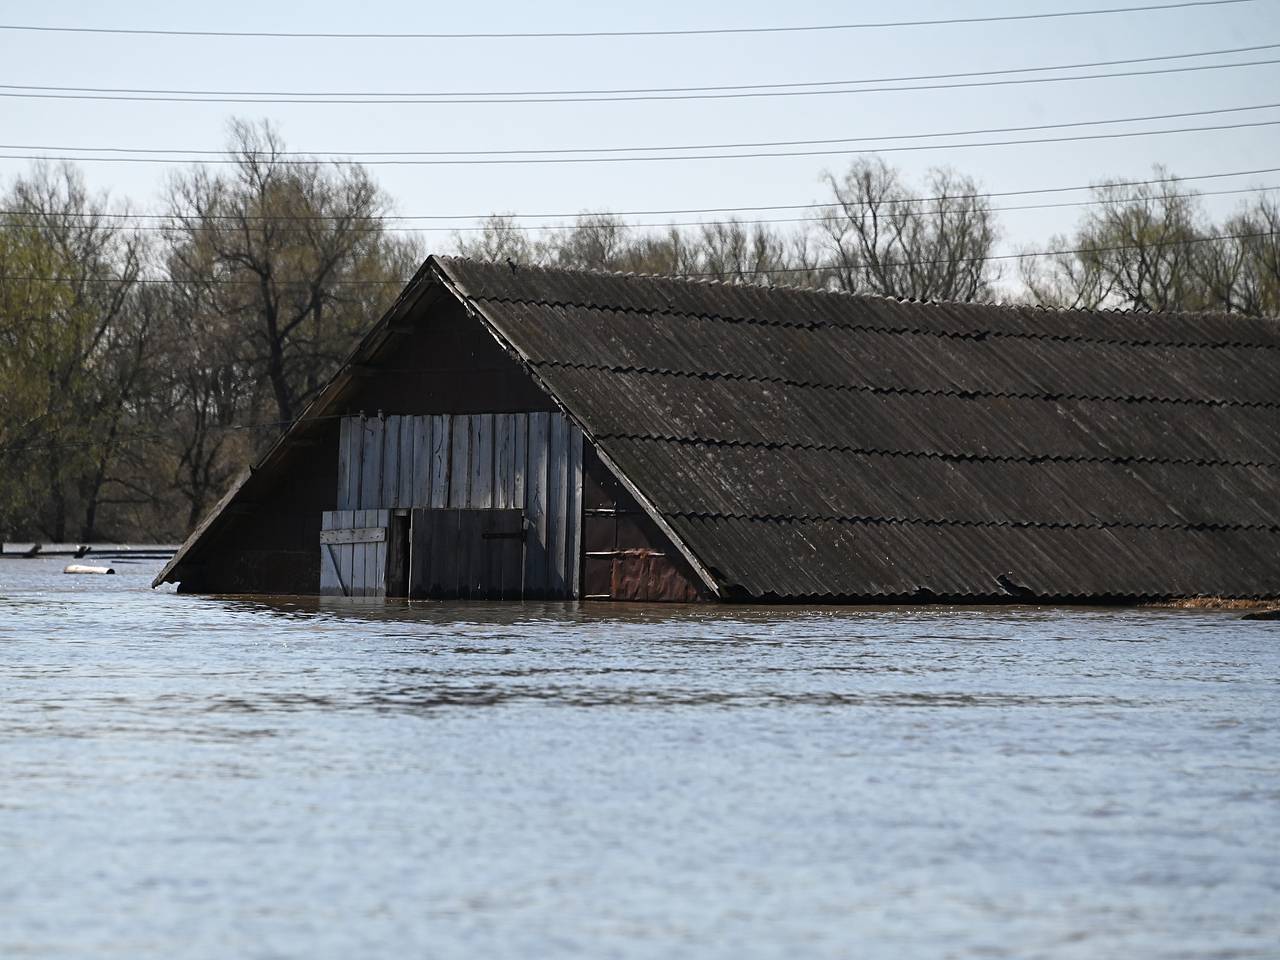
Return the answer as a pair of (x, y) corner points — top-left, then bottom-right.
(154, 256), (1280, 603)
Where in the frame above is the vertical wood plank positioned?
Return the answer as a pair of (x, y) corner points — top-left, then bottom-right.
(350, 506), (360, 599)
(411, 416), (430, 508)
(336, 419), (352, 511)
(350, 509), (366, 597)
(494, 414), (514, 509)
(483, 511), (500, 601)
(547, 414), (568, 596)
(363, 509), (377, 597)
(430, 414), (450, 508)
(513, 415), (528, 600)
(525, 412), (550, 597)
(456, 509), (477, 600)
(346, 417), (363, 512)
(471, 413), (494, 509)
(500, 514), (524, 600)
(360, 417), (384, 510)
(449, 414), (471, 508)
(567, 426), (584, 600)
(408, 508), (427, 598)
(513, 413), (528, 510)
(338, 509), (354, 597)
(382, 415), (401, 508)
(320, 511), (336, 595)
(429, 509), (459, 597)
(374, 508), (389, 596)
(399, 415), (416, 508)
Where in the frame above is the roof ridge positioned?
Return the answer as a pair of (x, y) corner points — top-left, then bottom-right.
(432, 253), (1280, 328)
(464, 292), (1280, 351)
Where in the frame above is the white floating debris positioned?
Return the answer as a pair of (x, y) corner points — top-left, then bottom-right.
(63, 564), (115, 575)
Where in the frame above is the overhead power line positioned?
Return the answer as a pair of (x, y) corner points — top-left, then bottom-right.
(21, 185), (1265, 235)
(3, 117), (1277, 166)
(2, 165), (1277, 224)
(4, 54), (1276, 104)
(2, 41), (1272, 101)
(0, 2), (1252, 40)
(3, 186), (1276, 236)
(2, 230), (1275, 286)
(4, 102), (1275, 160)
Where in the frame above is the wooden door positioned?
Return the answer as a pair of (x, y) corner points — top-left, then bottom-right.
(408, 508), (525, 600)
(320, 509), (390, 597)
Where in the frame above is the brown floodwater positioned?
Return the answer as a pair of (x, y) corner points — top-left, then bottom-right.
(1, 556), (1277, 958)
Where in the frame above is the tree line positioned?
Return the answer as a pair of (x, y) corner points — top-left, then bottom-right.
(2, 119), (1277, 543)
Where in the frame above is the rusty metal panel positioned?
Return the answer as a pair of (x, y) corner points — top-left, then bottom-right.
(578, 444), (706, 603)
(610, 552), (704, 603)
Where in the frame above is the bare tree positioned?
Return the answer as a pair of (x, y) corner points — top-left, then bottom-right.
(164, 119), (416, 425)
(1021, 169), (1206, 312)
(1020, 235), (1112, 309)
(819, 158), (998, 301)
(550, 213), (633, 271)
(693, 220), (786, 283)
(1195, 197), (1280, 317)
(453, 214), (549, 266)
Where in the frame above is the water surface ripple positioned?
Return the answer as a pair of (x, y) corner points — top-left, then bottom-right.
(1, 559), (1277, 958)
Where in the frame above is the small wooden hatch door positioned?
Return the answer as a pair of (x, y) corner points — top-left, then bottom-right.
(320, 509), (394, 597)
(408, 508), (525, 600)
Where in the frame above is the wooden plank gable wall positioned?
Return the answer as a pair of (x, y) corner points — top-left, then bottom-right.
(332, 412), (583, 598)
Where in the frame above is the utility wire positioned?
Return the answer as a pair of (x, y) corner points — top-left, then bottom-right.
(3, 54), (1276, 104)
(5, 185), (1274, 235)
(0, 2), (1252, 40)
(3, 117), (1277, 166)
(2, 231), (1275, 286)
(5, 102), (1275, 159)
(2, 166), (1277, 223)
(3, 41), (1273, 100)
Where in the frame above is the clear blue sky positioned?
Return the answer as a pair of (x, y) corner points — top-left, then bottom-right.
(1, 0), (1277, 270)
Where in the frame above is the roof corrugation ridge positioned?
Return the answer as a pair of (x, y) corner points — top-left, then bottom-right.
(534, 360), (1280, 409)
(664, 512), (1280, 533)
(464, 293), (1280, 352)
(432, 254), (1280, 340)
(597, 433), (1280, 469)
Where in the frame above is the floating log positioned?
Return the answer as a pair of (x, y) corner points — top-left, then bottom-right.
(64, 564), (115, 575)
(1242, 609), (1280, 621)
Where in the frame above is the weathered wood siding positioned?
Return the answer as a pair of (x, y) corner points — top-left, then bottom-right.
(336, 413), (583, 599)
(320, 509), (391, 597)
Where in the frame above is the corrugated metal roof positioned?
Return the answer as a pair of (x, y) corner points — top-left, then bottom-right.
(436, 256), (1280, 601)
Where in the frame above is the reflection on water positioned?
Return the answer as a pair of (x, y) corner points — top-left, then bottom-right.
(1, 557), (1277, 959)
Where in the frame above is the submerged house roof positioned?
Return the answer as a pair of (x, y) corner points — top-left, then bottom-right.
(158, 254), (1280, 602)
